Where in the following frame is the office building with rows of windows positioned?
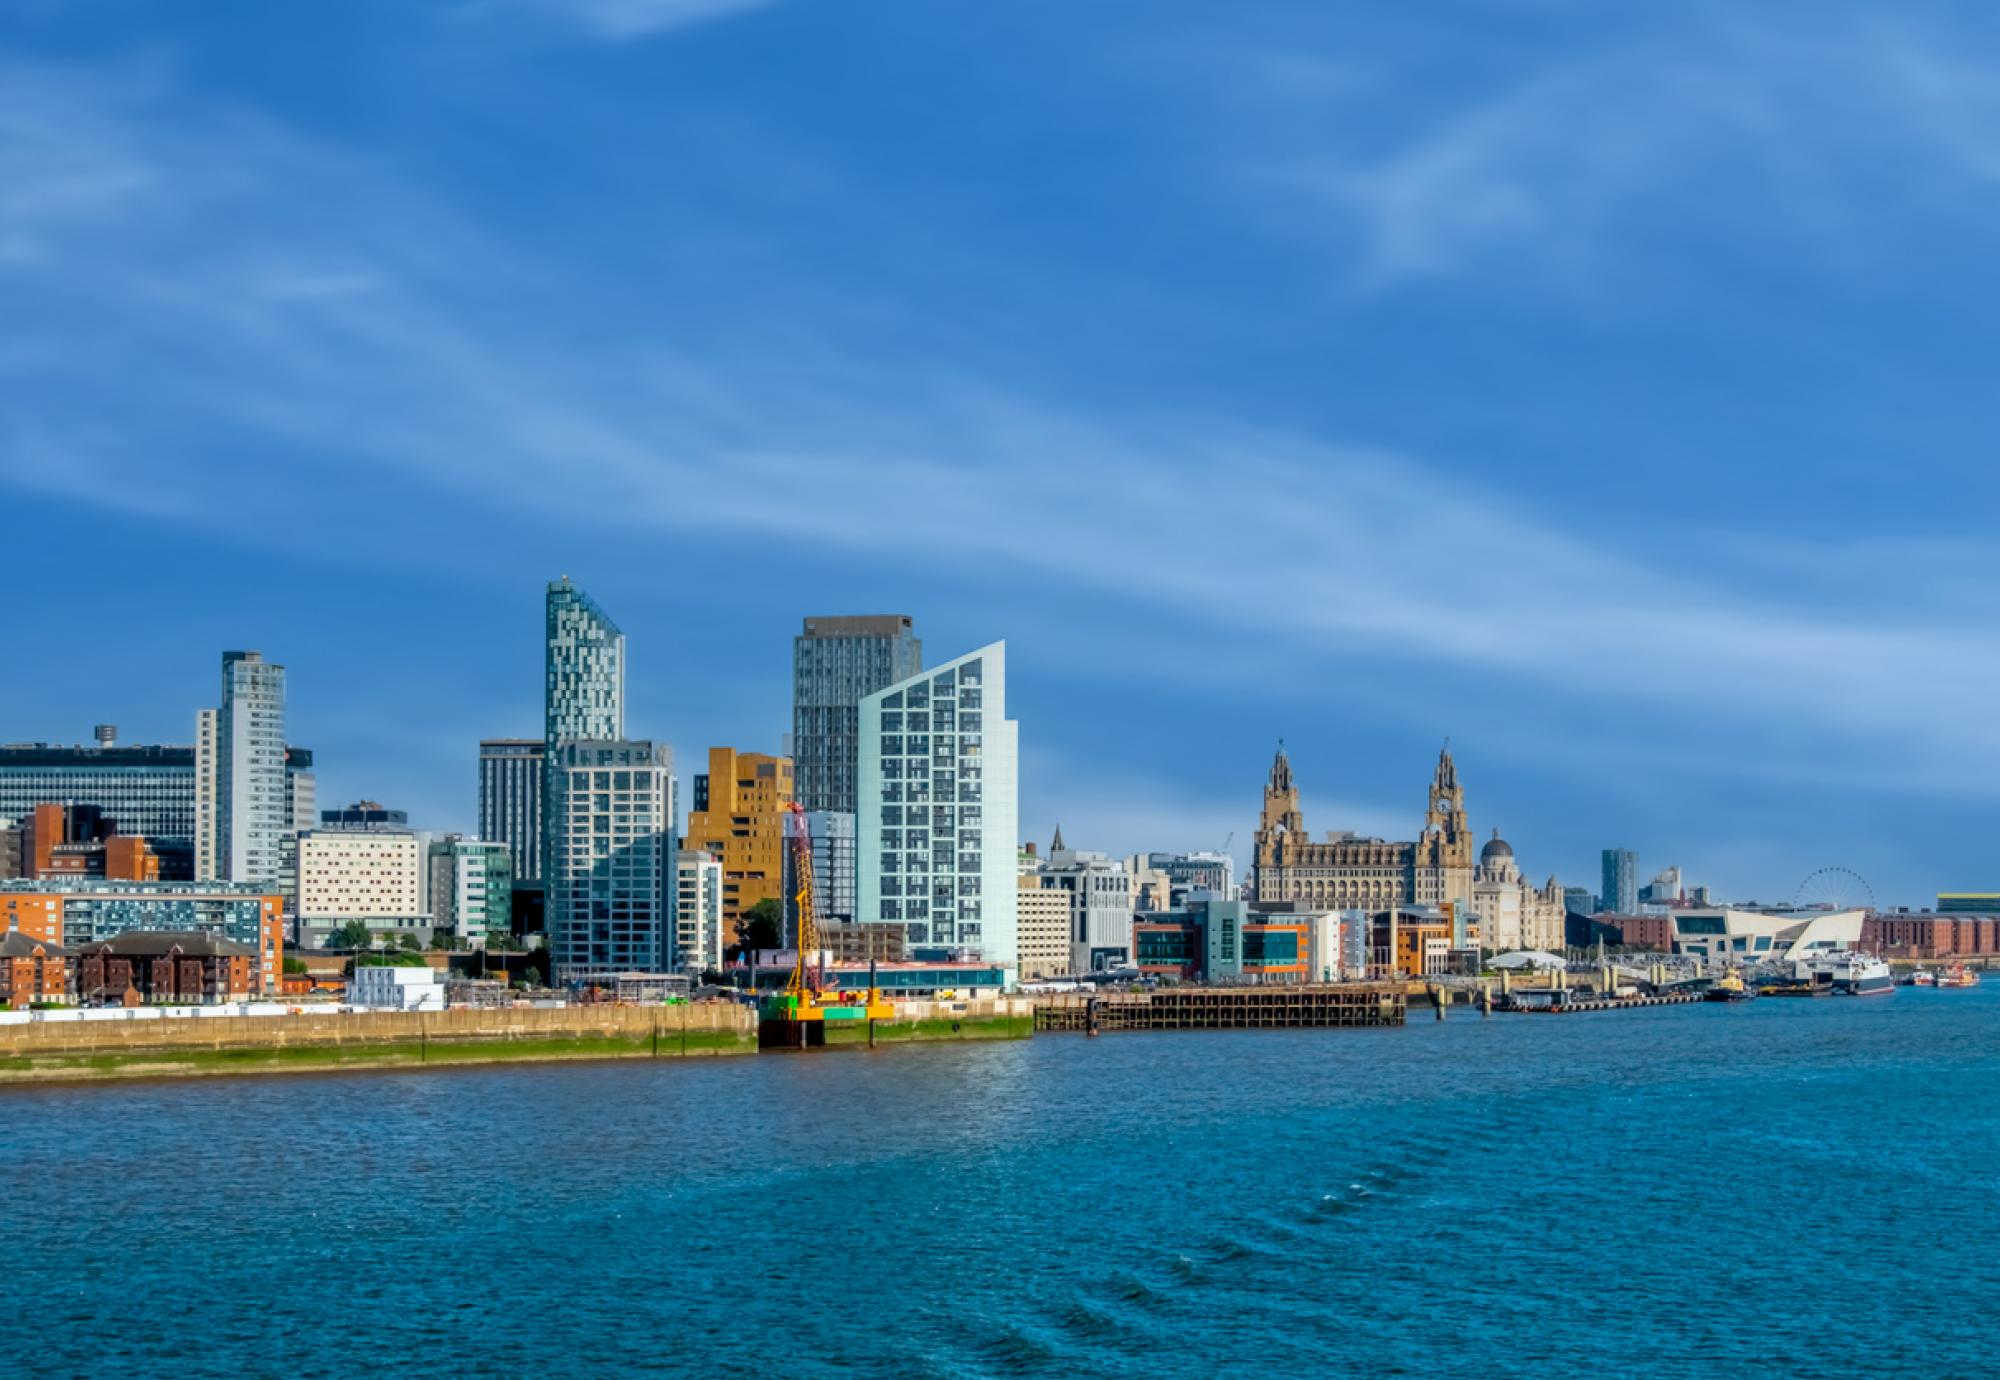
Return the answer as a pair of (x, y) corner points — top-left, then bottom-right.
(546, 740), (677, 982)
(856, 643), (1017, 977)
(479, 739), (545, 883)
(0, 739), (196, 846)
(793, 615), (921, 817)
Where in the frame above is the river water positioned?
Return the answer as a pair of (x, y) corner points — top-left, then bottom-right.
(10, 986), (1998, 1378)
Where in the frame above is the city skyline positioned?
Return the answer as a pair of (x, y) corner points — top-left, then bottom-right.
(9, 3), (2000, 906)
(0, 596), (1950, 912)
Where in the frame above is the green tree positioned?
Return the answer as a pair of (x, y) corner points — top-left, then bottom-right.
(282, 957), (309, 976)
(396, 932), (421, 952)
(328, 920), (373, 951)
(731, 898), (783, 958)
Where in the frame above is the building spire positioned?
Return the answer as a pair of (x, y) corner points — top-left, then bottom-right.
(1050, 822), (1066, 854)
(1269, 740), (1294, 794)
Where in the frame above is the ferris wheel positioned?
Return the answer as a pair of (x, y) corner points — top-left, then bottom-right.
(1793, 867), (1875, 914)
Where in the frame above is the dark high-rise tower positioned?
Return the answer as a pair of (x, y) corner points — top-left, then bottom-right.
(479, 739), (544, 882)
(792, 615), (921, 815)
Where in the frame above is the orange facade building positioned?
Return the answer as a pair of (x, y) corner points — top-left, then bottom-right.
(680, 748), (795, 939)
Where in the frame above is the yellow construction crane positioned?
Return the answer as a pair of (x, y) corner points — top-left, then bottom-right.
(766, 802), (890, 1026)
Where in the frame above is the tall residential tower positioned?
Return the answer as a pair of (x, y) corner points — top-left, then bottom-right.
(545, 578), (625, 748)
(218, 651), (287, 887)
(793, 616), (921, 815)
(546, 740), (676, 981)
(856, 642), (1018, 974)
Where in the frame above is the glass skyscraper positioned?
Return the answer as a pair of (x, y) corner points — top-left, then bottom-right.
(219, 650), (287, 887)
(545, 578), (625, 747)
(1601, 848), (1638, 914)
(544, 577), (626, 912)
(793, 615), (921, 815)
(857, 642), (1018, 975)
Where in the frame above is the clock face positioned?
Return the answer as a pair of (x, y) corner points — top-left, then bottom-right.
(1437, 799), (1452, 814)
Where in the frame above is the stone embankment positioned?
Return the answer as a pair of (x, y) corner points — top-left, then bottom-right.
(0, 1004), (757, 1083)
(0, 997), (1037, 1084)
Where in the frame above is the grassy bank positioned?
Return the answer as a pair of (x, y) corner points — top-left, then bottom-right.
(0, 1008), (1045, 1083)
(0, 1023), (760, 1085)
(820, 1012), (1033, 1046)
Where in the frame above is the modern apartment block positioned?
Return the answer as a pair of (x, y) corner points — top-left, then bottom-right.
(1602, 849), (1639, 917)
(0, 737), (196, 845)
(193, 709), (218, 879)
(218, 650), (287, 887)
(0, 880), (284, 992)
(793, 615), (921, 816)
(546, 740), (676, 982)
(675, 848), (723, 973)
(479, 739), (545, 883)
(856, 642), (1018, 974)
(427, 836), (513, 949)
(681, 748), (794, 937)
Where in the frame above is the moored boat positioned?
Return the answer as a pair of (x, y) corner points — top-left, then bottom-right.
(1937, 963), (1981, 989)
(1904, 969), (1936, 987)
(1703, 970), (1755, 1003)
(1797, 952), (1895, 996)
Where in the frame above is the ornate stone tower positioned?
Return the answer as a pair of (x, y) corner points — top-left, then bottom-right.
(1253, 743), (1304, 897)
(1413, 744), (1473, 909)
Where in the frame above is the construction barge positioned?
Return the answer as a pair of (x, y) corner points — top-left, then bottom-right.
(1032, 984), (1405, 1034)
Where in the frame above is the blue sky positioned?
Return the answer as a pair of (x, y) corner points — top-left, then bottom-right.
(5, 0), (1999, 908)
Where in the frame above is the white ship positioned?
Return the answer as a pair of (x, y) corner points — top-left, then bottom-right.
(1795, 952), (1895, 996)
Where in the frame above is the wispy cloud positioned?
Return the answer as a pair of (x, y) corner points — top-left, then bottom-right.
(467, 0), (778, 42)
(8, 37), (2000, 828)
(1181, 11), (2000, 288)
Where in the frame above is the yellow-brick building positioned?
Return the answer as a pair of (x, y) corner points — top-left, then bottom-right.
(681, 748), (795, 940)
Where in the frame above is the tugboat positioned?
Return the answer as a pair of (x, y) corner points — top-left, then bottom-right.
(1903, 968), (1937, 987)
(1703, 969), (1755, 1003)
(1937, 963), (1981, 989)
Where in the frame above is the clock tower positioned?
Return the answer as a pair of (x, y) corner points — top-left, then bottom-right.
(1414, 744), (1473, 909)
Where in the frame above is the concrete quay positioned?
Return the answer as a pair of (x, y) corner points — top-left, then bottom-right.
(0, 997), (1040, 1084)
